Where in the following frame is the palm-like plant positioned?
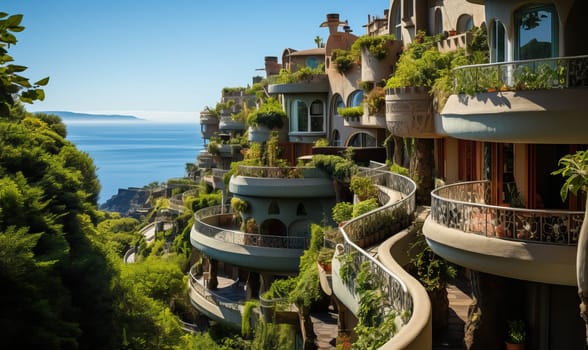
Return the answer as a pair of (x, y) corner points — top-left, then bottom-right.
(552, 150), (588, 346)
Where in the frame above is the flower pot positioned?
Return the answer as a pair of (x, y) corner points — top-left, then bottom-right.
(505, 342), (524, 350)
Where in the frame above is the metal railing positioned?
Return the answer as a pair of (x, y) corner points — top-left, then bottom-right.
(188, 266), (243, 311)
(453, 55), (588, 94)
(194, 205), (310, 249)
(430, 180), (584, 245)
(337, 164), (417, 328)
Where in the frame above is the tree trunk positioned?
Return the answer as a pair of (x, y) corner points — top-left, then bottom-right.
(429, 287), (449, 334)
(577, 197), (588, 347)
(393, 135), (405, 167)
(409, 138), (435, 205)
(298, 305), (317, 350)
(465, 272), (510, 350)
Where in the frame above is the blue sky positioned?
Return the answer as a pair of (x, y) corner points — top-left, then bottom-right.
(3, 1), (388, 122)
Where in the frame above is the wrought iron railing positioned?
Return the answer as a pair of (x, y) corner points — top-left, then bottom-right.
(453, 55), (588, 94)
(430, 180), (583, 245)
(194, 205), (310, 249)
(337, 165), (417, 329)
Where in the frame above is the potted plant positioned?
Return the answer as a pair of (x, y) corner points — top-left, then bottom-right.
(505, 320), (526, 350)
(317, 247), (334, 273)
(350, 175), (377, 201)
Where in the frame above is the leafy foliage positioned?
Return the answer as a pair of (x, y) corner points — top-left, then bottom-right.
(0, 13), (49, 116)
(351, 34), (396, 60)
(332, 201), (353, 224)
(337, 105), (364, 118)
(352, 198), (379, 218)
(246, 98), (286, 130)
(552, 150), (588, 201)
(409, 221), (457, 291)
(331, 49), (356, 74)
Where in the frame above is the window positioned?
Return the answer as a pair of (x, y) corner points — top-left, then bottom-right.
(390, 1), (401, 40)
(457, 14), (473, 33)
(291, 99), (325, 133)
(310, 100), (324, 132)
(515, 4), (558, 59)
(331, 130), (340, 146)
(491, 20), (506, 62)
(349, 90), (363, 107)
(333, 94), (344, 117)
(268, 200), (280, 215)
(434, 9), (443, 35)
(291, 100), (308, 132)
(296, 203), (307, 216)
(348, 132), (376, 147)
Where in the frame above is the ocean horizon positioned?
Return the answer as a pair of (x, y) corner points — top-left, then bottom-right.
(64, 119), (203, 204)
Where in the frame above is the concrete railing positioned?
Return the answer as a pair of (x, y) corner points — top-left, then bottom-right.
(194, 205), (310, 249)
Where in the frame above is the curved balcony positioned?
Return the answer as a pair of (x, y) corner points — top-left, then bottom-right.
(187, 266), (244, 327)
(439, 55), (588, 143)
(190, 205), (309, 272)
(219, 115), (245, 132)
(267, 74), (329, 94)
(330, 165), (427, 349)
(424, 181), (582, 286)
(229, 165), (334, 198)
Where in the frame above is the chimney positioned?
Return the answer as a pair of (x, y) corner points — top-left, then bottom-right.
(322, 13), (342, 34)
(264, 56), (280, 76)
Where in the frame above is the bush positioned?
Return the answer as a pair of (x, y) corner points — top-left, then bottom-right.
(332, 202), (353, 224)
(352, 198), (378, 218)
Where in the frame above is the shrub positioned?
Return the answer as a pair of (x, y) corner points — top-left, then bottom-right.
(352, 34), (396, 60)
(336, 106), (364, 118)
(352, 198), (379, 218)
(332, 202), (353, 223)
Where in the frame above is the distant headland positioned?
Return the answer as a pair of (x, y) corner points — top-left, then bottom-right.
(37, 111), (145, 122)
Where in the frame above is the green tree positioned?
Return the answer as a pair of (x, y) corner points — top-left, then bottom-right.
(0, 13), (49, 118)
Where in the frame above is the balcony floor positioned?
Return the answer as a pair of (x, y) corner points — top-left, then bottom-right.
(198, 275), (246, 303)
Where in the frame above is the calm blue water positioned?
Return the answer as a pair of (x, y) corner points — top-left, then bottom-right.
(65, 121), (203, 203)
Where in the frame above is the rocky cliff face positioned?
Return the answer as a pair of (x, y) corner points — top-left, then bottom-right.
(100, 188), (151, 217)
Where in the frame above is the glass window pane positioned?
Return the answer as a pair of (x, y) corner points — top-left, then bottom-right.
(516, 5), (557, 59)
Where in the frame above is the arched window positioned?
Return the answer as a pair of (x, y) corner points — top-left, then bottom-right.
(434, 9), (443, 35)
(310, 100), (324, 132)
(331, 129), (341, 146)
(457, 14), (473, 33)
(515, 4), (558, 59)
(296, 203), (307, 216)
(260, 219), (287, 238)
(348, 132), (377, 147)
(268, 200), (280, 215)
(349, 90), (364, 107)
(491, 19), (506, 63)
(333, 94), (345, 117)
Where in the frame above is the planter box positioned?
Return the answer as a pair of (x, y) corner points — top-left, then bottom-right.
(385, 86), (439, 138)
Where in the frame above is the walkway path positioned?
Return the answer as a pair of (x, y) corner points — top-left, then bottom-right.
(312, 311), (338, 350)
(433, 275), (472, 350)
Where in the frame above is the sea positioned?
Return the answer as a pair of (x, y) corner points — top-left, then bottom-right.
(64, 120), (203, 204)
